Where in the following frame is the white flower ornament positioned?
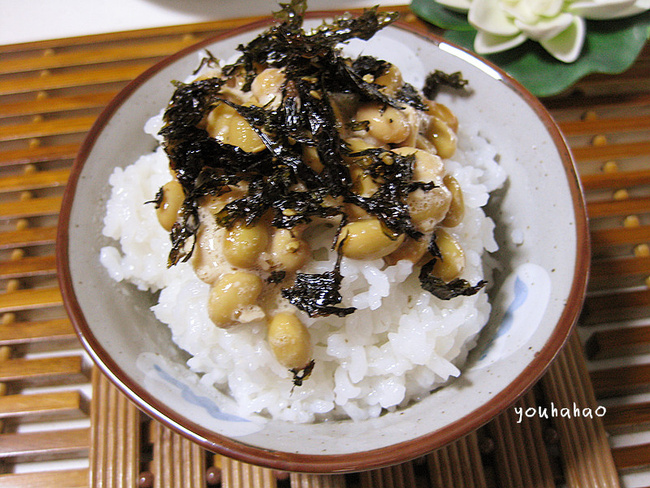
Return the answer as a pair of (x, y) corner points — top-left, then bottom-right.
(435, 0), (650, 62)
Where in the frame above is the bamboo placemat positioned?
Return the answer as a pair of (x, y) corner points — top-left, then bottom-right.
(0, 6), (648, 487)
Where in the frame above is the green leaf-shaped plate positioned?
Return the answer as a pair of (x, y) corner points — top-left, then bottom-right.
(410, 0), (650, 97)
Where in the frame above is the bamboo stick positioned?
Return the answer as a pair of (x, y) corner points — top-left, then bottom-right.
(0, 195), (62, 220)
(0, 427), (90, 462)
(587, 195), (650, 219)
(0, 390), (87, 422)
(611, 442), (650, 472)
(541, 334), (620, 488)
(220, 455), (278, 488)
(427, 432), (488, 488)
(0, 468), (89, 488)
(0, 318), (75, 346)
(559, 114), (650, 136)
(0, 226), (58, 249)
(0, 92), (117, 119)
(585, 324), (650, 359)
(0, 355), (86, 386)
(289, 472), (347, 488)
(0, 63), (150, 96)
(572, 141), (650, 163)
(581, 169), (650, 191)
(591, 363), (650, 398)
(590, 227), (650, 251)
(0, 143), (79, 168)
(0, 286), (62, 313)
(0, 255), (57, 279)
(582, 289), (650, 325)
(603, 401), (650, 432)
(0, 115), (97, 143)
(359, 461), (417, 488)
(0, 168), (69, 193)
(151, 421), (206, 488)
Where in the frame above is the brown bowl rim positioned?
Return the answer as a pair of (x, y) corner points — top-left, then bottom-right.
(57, 11), (590, 474)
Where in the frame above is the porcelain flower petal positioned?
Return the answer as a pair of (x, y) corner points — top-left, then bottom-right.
(515, 12), (575, 41)
(540, 15), (586, 62)
(501, 0), (564, 23)
(570, 0), (650, 19)
(531, 0), (564, 17)
(469, 0), (520, 35)
(474, 30), (529, 54)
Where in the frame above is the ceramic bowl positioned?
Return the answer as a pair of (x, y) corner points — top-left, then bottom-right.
(57, 14), (590, 473)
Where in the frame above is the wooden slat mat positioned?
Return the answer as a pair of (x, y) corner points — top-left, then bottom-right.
(0, 6), (648, 487)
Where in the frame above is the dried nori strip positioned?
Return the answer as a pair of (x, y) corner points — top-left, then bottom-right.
(145, 187), (164, 208)
(168, 202), (200, 266)
(192, 49), (220, 75)
(418, 231), (485, 300)
(394, 82), (428, 111)
(352, 55), (390, 79)
(343, 148), (423, 239)
(281, 269), (357, 317)
(291, 359), (315, 388)
(418, 258), (486, 300)
(267, 270), (287, 284)
(423, 70), (469, 99)
(281, 252), (356, 317)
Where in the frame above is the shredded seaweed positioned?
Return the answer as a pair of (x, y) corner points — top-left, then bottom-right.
(145, 187), (164, 208)
(281, 252), (356, 317)
(192, 49), (220, 76)
(158, 0), (478, 314)
(267, 270), (287, 284)
(291, 359), (315, 389)
(343, 148), (426, 240)
(419, 259), (486, 300)
(423, 70), (469, 99)
(419, 233), (486, 300)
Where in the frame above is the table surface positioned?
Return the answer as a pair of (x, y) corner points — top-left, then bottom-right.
(0, 5), (649, 488)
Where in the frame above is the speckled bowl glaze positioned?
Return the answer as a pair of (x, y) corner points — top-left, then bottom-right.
(57, 14), (590, 473)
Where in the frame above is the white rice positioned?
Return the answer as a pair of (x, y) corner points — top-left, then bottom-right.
(100, 113), (506, 423)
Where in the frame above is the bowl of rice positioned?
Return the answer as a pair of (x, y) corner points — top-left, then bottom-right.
(57, 3), (590, 473)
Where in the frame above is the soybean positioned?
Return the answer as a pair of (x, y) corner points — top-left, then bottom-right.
(205, 102), (265, 153)
(426, 101), (458, 132)
(223, 220), (269, 268)
(337, 218), (405, 260)
(426, 116), (457, 159)
(269, 229), (311, 272)
(392, 147), (451, 231)
(432, 229), (465, 282)
(375, 65), (404, 96)
(384, 236), (429, 266)
(355, 103), (410, 145)
(251, 68), (285, 107)
(350, 165), (379, 198)
(344, 138), (381, 201)
(441, 175), (465, 227)
(155, 180), (184, 232)
(267, 312), (313, 370)
(207, 271), (264, 327)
